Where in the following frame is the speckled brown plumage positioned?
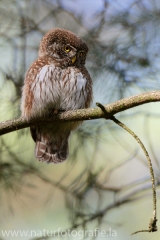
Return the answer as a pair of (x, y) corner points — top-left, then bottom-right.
(21, 28), (92, 164)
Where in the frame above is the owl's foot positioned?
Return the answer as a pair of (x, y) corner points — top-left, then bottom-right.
(48, 108), (65, 117)
(53, 109), (58, 114)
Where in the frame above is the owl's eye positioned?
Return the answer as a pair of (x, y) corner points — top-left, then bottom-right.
(64, 45), (71, 53)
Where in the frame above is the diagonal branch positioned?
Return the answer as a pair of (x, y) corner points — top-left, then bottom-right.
(1, 90), (160, 136)
(96, 102), (157, 235)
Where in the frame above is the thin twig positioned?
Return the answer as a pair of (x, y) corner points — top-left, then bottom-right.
(96, 102), (157, 235)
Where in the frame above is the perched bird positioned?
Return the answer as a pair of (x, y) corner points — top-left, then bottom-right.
(21, 28), (92, 164)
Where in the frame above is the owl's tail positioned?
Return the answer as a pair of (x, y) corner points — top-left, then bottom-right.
(34, 139), (69, 164)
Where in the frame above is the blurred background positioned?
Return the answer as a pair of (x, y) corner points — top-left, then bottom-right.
(0, 0), (160, 239)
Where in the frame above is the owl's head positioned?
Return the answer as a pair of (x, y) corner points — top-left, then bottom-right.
(39, 28), (88, 66)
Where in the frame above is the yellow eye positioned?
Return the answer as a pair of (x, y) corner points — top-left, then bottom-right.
(64, 45), (71, 53)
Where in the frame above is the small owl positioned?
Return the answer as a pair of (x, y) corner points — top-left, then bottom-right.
(21, 28), (92, 164)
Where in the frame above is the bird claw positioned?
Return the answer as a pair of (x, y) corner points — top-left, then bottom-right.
(53, 109), (58, 114)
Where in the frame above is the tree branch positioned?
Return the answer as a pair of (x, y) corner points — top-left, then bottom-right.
(1, 90), (160, 136)
(96, 102), (158, 235)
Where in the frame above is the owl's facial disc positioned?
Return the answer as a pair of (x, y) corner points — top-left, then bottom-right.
(63, 44), (77, 64)
(64, 44), (76, 63)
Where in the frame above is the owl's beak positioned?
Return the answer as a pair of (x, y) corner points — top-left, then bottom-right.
(72, 55), (76, 64)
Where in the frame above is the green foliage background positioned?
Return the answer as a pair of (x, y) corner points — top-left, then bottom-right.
(0, 0), (160, 239)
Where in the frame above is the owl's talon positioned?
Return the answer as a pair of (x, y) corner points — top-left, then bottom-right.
(53, 109), (58, 114)
(48, 109), (58, 117)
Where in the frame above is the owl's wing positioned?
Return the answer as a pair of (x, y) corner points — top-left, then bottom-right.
(21, 63), (61, 120)
(30, 126), (37, 142)
(21, 61), (70, 164)
(82, 67), (93, 108)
